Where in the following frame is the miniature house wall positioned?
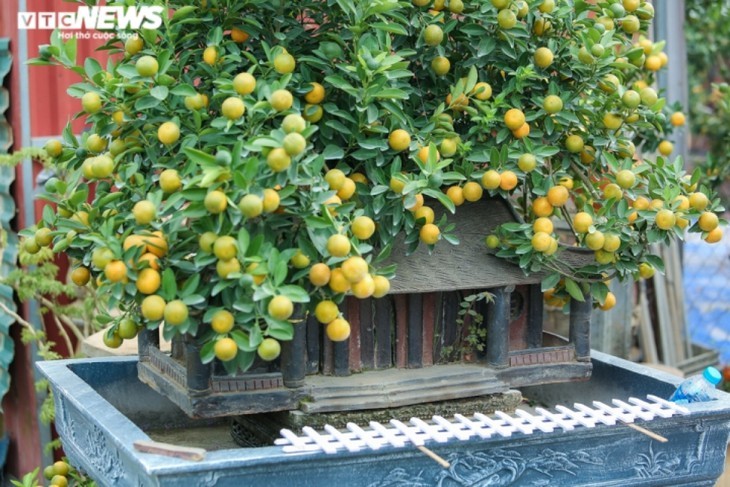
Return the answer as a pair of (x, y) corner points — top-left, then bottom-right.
(138, 197), (593, 418)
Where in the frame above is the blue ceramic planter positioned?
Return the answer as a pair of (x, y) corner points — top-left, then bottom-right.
(38, 351), (730, 486)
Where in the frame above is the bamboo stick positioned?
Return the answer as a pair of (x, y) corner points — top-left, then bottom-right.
(417, 445), (450, 468)
(133, 440), (206, 461)
(623, 422), (668, 443)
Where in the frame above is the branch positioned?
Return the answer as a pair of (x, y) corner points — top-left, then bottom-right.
(0, 147), (49, 167)
(51, 314), (76, 358)
(560, 206), (578, 240)
(570, 162), (600, 200)
(39, 296), (86, 344)
(543, 260), (617, 284)
(0, 299), (41, 337)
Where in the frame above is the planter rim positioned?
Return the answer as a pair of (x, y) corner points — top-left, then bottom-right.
(37, 350), (730, 478)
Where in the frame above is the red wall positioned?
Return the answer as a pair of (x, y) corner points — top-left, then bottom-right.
(0, 0), (111, 478)
(25, 0), (111, 138)
(1, 0), (43, 477)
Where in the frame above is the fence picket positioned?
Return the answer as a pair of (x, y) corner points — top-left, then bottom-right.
(515, 408), (555, 433)
(277, 395), (690, 455)
(346, 422), (385, 450)
(612, 398), (655, 421)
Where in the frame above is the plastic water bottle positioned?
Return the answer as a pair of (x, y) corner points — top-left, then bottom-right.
(669, 366), (722, 404)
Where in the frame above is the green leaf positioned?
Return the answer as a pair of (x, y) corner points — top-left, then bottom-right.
(265, 317), (294, 340)
(466, 151), (490, 163)
(644, 254), (665, 273)
(50, 30), (62, 50)
(371, 22), (408, 35)
(179, 274), (200, 298)
(25, 58), (53, 67)
(237, 227), (250, 256)
(207, 26), (223, 46)
(237, 156), (258, 186)
(442, 233), (459, 245)
(501, 222), (526, 232)
(273, 260), (288, 286)
(564, 278), (585, 302)
(171, 84), (199, 97)
(277, 285), (310, 303)
(534, 145), (560, 158)
(116, 64), (138, 81)
(63, 36), (77, 65)
(335, 0), (357, 19)
(150, 86), (169, 101)
(465, 66), (478, 94)
(248, 323), (263, 348)
(161, 268), (177, 301)
(422, 188), (456, 214)
(691, 167), (701, 185)
(200, 340), (216, 364)
(490, 146), (501, 166)
(590, 282), (609, 306)
(373, 88), (408, 100)
(322, 145), (345, 160)
(235, 350), (256, 373)
(324, 119), (352, 135)
(172, 5), (197, 22)
(324, 75), (358, 96)
(231, 330), (257, 352)
(541, 272), (561, 292)
(42, 205), (55, 225)
(183, 147), (217, 165)
(134, 96), (161, 110)
(96, 192), (125, 207)
(220, 357), (238, 375)
(69, 186), (89, 207)
(84, 57), (102, 80)
(182, 294), (206, 306)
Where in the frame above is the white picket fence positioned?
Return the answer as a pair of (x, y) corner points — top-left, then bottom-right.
(275, 395), (690, 454)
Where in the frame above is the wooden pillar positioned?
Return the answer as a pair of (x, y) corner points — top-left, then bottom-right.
(171, 335), (184, 361)
(440, 291), (460, 363)
(281, 320), (306, 387)
(374, 297), (393, 369)
(346, 298), (361, 372)
(422, 293), (436, 366)
(526, 285), (543, 349)
(569, 293), (593, 361)
(407, 294), (423, 368)
(359, 298), (374, 370)
(394, 294), (408, 368)
(184, 336), (211, 395)
(137, 328), (159, 361)
(305, 313), (320, 374)
(333, 340), (349, 376)
(486, 286), (512, 368)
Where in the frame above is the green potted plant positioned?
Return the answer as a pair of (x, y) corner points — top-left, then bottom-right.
(21, 0), (722, 391)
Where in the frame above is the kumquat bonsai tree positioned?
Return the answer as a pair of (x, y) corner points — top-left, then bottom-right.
(23, 0), (723, 374)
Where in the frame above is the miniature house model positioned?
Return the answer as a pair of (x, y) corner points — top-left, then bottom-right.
(138, 197), (593, 418)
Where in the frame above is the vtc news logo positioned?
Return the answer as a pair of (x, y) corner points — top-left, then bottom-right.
(18, 6), (164, 31)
